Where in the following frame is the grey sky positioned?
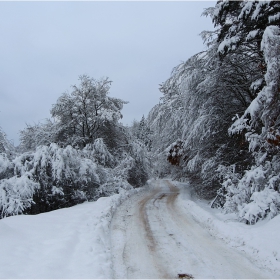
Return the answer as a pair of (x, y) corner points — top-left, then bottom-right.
(0, 1), (214, 146)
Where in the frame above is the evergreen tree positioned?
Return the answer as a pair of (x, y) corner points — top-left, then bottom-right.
(136, 115), (152, 151)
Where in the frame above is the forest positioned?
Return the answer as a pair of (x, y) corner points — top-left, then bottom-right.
(1, 0), (280, 225)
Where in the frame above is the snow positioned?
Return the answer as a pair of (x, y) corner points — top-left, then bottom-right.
(0, 187), (140, 278)
(246, 29), (259, 41)
(174, 181), (280, 277)
(251, 2), (266, 20)
(0, 153), (11, 174)
(232, 24), (280, 140)
(186, 153), (200, 172)
(0, 179), (279, 278)
(239, 1), (254, 19)
(0, 174), (39, 217)
(218, 35), (240, 53)
(111, 179), (278, 278)
(250, 78), (263, 91)
(269, 12), (280, 23)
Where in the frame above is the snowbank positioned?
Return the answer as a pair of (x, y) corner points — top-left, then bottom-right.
(0, 187), (142, 278)
(174, 181), (280, 277)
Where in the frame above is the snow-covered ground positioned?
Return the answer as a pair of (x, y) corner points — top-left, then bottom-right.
(0, 179), (279, 278)
(0, 188), (140, 278)
(111, 179), (279, 279)
(174, 180), (280, 278)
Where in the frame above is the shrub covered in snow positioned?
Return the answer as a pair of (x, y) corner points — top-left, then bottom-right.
(0, 127), (15, 158)
(0, 153), (13, 180)
(83, 138), (115, 168)
(0, 138), (144, 217)
(0, 173), (39, 218)
(213, 155), (280, 224)
(239, 188), (280, 224)
(0, 73), (151, 218)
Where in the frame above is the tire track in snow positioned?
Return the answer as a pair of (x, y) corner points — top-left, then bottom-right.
(163, 180), (270, 278)
(111, 180), (272, 279)
(138, 190), (171, 278)
(110, 187), (167, 278)
(138, 192), (157, 252)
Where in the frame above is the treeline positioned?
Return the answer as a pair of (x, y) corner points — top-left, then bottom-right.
(147, 0), (280, 224)
(1, 1), (279, 225)
(0, 75), (150, 218)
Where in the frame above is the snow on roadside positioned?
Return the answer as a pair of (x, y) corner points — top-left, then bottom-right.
(173, 181), (280, 278)
(0, 187), (142, 279)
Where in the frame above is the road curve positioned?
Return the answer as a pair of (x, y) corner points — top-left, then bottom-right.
(110, 180), (270, 279)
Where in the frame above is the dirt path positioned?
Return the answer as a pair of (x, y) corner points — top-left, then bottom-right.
(110, 180), (271, 279)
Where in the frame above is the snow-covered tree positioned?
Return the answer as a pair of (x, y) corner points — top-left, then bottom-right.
(0, 75), (150, 217)
(146, 0), (280, 217)
(212, 0), (280, 152)
(19, 119), (57, 152)
(136, 116), (152, 151)
(0, 127), (15, 159)
(0, 127), (15, 181)
(0, 153), (13, 181)
(147, 46), (255, 197)
(206, 0), (280, 222)
(51, 75), (128, 147)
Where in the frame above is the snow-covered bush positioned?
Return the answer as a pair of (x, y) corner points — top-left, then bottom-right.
(83, 138), (114, 167)
(239, 188), (280, 224)
(19, 120), (57, 152)
(97, 178), (132, 198)
(2, 144), (101, 214)
(94, 154), (135, 197)
(0, 173), (39, 218)
(27, 144), (101, 212)
(0, 136), (144, 217)
(0, 153), (13, 180)
(217, 156), (280, 224)
(210, 165), (239, 209)
(0, 127), (15, 158)
(0, 75), (151, 218)
(125, 140), (150, 188)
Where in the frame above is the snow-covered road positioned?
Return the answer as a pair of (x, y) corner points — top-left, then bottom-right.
(111, 180), (272, 279)
(0, 179), (278, 278)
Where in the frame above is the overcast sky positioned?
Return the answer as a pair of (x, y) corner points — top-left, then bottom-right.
(0, 1), (214, 146)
